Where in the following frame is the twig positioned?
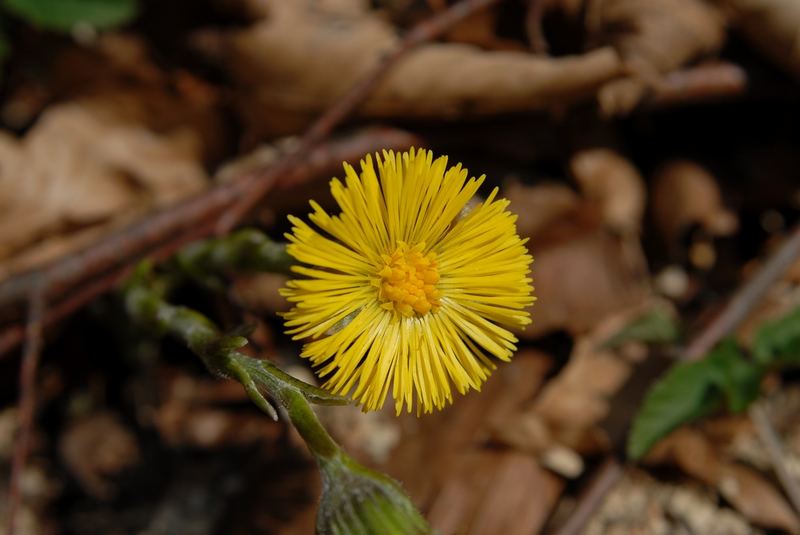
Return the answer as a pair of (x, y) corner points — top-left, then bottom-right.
(751, 402), (800, 516)
(6, 284), (46, 535)
(0, 128), (420, 358)
(216, 0), (504, 232)
(553, 457), (624, 535)
(554, 225), (800, 535)
(684, 224), (800, 361)
(0, 0), (484, 349)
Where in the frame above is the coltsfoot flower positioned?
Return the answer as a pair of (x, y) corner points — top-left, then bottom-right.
(281, 149), (534, 414)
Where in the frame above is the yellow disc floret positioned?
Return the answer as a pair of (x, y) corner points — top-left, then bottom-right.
(376, 242), (441, 316)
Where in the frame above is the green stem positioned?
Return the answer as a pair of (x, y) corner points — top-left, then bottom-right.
(123, 265), (347, 428)
(283, 389), (341, 459)
(122, 263), (430, 533)
(175, 228), (294, 289)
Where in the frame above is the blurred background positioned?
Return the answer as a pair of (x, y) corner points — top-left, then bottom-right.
(1, 0), (800, 533)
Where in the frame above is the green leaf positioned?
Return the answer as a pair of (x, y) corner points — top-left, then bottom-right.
(706, 339), (762, 413)
(753, 305), (800, 367)
(627, 339), (764, 460)
(627, 358), (720, 459)
(3, 0), (137, 31)
(602, 307), (682, 349)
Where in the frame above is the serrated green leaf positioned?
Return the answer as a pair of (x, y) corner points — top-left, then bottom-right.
(628, 339), (765, 460)
(627, 358), (721, 459)
(705, 339), (763, 413)
(602, 308), (682, 349)
(753, 305), (800, 367)
(3, 0), (137, 31)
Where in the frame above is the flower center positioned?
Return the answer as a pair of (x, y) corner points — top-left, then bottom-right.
(377, 242), (441, 317)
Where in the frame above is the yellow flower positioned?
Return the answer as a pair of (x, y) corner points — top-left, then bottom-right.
(281, 149), (534, 414)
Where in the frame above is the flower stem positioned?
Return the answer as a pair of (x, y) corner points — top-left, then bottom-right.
(123, 263), (347, 425)
(122, 262), (430, 533)
(174, 228), (293, 289)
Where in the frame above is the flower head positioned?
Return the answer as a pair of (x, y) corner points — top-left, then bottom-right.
(317, 453), (431, 535)
(282, 149), (534, 414)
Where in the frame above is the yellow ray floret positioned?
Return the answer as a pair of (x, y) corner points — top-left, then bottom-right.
(281, 148), (535, 415)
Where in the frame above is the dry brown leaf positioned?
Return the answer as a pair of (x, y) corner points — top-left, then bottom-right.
(584, 469), (756, 535)
(424, 449), (563, 535)
(0, 95), (208, 273)
(586, 0), (727, 115)
(529, 311), (649, 454)
(503, 181), (582, 242)
(648, 428), (800, 533)
(717, 0), (800, 79)
(0, 33), (225, 280)
(381, 1), (526, 51)
(197, 0), (624, 138)
(570, 148), (647, 235)
(523, 228), (649, 337)
(499, 301), (671, 464)
(379, 351), (558, 533)
(152, 368), (282, 449)
(59, 411), (140, 500)
(441, 8), (526, 51)
(651, 160), (738, 259)
(718, 462), (800, 534)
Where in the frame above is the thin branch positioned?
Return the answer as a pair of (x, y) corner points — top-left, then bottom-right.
(553, 457), (624, 535)
(0, 1), (485, 349)
(216, 0), (504, 232)
(750, 402), (800, 516)
(0, 128), (420, 358)
(684, 224), (800, 361)
(6, 284), (46, 535)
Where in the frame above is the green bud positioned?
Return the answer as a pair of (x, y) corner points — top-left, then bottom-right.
(317, 453), (432, 535)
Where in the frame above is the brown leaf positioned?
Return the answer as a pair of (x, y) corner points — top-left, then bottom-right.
(59, 411), (140, 500)
(529, 313), (646, 453)
(718, 463), (800, 534)
(523, 229), (649, 337)
(380, 351), (559, 532)
(0, 90), (214, 279)
(718, 0), (800, 80)
(152, 368), (282, 449)
(503, 180), (582, 241)
(584, 469), (755, 535)
(423, 449), (560, 534)
(570, 148), (647, 235)
(197, 0), (624, 137)
(650, 160), (738, 259)
(649, 428), (800, 533)
(586, 0), (727, 115)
